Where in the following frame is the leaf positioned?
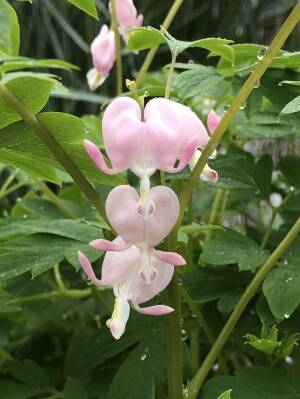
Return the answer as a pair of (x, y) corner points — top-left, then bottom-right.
(0, 380), (49, 399)
(200, 229), (268, 271)
(174, 65), (225, 100)
(68, 0), (98, 19)
(6, 359), (51, 388)
(0, 288), (12, 306)
(0, 0), (20, 56)
(217, 390), (232, 399)
(0, 219), (102, 242)
(278, 155), (300, 188)
(245, 326), (280, 356)
(64, 379), (88, 399)
(128, 27), (233, 61)
(263, 258), (300, 322)
(254, 154), (273, 200)
(281, 95), (300, 114)
(0, 112), (125, 186)
(200, 367), (300, 399)
(0, 73), (59, 129)
(0, 58), (79, 73)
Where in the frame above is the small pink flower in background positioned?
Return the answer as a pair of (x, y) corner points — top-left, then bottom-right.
(110, 0), (143, 42)
(87, 25), (116, 91)
(90, 185), (185, 283)
(78, 237), (177, 340)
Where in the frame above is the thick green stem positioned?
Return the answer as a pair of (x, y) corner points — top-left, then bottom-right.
(111, 0), (123, 95)
(135, 0), (184, 88)
(187, 216), (300, 398)
(0, 83), (109, 225)
(172, 1), (300, 238)
(165, 54), (176, 99)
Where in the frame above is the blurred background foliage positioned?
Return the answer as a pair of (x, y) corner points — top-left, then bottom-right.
(11, 0), (300, 115)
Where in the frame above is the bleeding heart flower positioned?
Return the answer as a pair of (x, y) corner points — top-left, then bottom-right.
(84, 97), (201, 179)
(110, 0), (143, 42)
(90, 185), (185, 284)
(78, 237), (181, 339)
(87, 25), (116, 91)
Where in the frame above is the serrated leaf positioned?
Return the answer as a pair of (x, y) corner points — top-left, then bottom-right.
(68, 0), (98, 19)
(200, 230), (268, 271)
(0, 0), (20, 56)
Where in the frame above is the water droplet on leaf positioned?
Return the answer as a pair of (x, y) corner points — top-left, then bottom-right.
(257, 47), (267, 60)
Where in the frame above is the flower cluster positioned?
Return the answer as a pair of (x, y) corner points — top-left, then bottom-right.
(87, 0), (143, 91)
(78, 97), (220, 339)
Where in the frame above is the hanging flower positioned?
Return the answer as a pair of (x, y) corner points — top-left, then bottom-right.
(78, 237), (177, 340)
(110, 0), (143, 42)
(87, 25), (116, 91)
(84, 97), (202, 179)
(89, 185), (185, 284)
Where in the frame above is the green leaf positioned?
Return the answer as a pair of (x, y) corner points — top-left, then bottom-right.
(128, 27), (165, 52)
(0, 380), (49, 399)
(0, 112), (125, 186)
(128, 27), (233, 61)
(245, 326), (280, 356)
(200, 230), (268, 271)
(217, 390), (232, 399)
(0, 73), (59, 129)
(0, 58), (79, 73)
(278, 155), (300, 188)
(263, 258), (300, 322)
(254, 154), (273, 200)
(200, 367), (300, 399)
(68, 0), (98, 19)
(275, 334), (299, 359)
(64, 379), (88, 399)
(281, 95), (300, 114)
(174, 65), (225, 100)
(0, 288), (12, 306)
(0, 0), (20, 56)
(6, 359), (51, 388)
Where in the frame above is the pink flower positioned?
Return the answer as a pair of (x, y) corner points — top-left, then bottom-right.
(84, 97), (202, 179)
(78, 237), (177, 339)
(87, 25), (116, 91)
(110, 0), (143, 42)
(90, 185), (185, 284)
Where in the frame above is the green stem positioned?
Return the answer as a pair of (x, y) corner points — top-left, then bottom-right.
(135, 0), (184, 88)
(111, 0), (123, 95)
(7, 288), (93, 304)
(187, 216), (300, 398)
(54, 264), (66, 291)
(0, 83), (109, 225)
(205, 188), (224, 241)
(172, 1), (300, 239)
(219, 189), (228, 225)
(33, 177), (76, 219)
(0, 180), (28, 199)
(165, 54), (176, 99)
(0, 169), (18, 197)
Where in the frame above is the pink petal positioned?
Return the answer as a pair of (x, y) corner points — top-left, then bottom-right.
(207, 110), (221, 135)
(105, 185), (179, 247)
(201, 164), (218, 183)
(84, 139), (120, 175)
(153, 250), (186, 266)
(166, 135), (198, 173)
(102, 97), (142, 170)
(91, 25), (116, 76)
(78, 251), (103, 286)
(90, 238), (132, 252)
(134, 303), (174, 315)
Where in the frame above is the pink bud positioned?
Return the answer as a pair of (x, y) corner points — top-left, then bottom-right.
(207, 110), (221, 135)
(110, 0), (143, 42)
(87, 25), (116, 91)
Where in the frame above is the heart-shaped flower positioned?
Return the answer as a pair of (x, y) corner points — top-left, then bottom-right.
(78, 237), (179, 339)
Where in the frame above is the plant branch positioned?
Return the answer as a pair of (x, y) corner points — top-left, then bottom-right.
(187, 216), (300, 398)
(205, 188), (224, 241)
(172, 1), (300, 239)
(0, 83), (109, 225)
(110, 0), (123, 95)
(165, 54), (176, 99)
(135, 0), (184, 88)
